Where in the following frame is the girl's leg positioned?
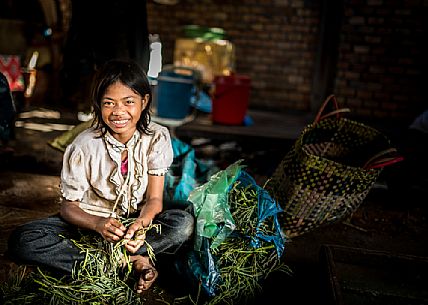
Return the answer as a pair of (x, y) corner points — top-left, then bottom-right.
(130, 208), (193, 293)
(7, 215), (85, 273)
(136, 208), (194, 256)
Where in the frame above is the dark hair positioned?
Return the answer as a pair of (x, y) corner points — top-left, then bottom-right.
(91, 59), (152, 136)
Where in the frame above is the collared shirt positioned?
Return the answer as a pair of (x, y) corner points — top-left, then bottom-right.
(60, 122), (173, 218)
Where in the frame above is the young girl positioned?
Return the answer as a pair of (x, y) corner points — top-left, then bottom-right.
(8, 59), (194, 293)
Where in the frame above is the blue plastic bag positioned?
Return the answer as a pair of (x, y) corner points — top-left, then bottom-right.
(185, 160), (286, 297)
(164, 137), (218, 207)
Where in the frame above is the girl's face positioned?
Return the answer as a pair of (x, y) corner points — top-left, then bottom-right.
(101, 81), (149, 144)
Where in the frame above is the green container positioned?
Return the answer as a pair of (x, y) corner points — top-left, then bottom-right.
(183, 25), (225, 40)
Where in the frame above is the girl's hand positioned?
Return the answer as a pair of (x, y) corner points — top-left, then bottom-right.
(96, 217), (126, 243)
(124, 219), (146, 254)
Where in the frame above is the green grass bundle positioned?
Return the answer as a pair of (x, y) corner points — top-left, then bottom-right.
(188, 161), (291, 305)
(1, 219), (160, 305)
(207, 179), (290, 305)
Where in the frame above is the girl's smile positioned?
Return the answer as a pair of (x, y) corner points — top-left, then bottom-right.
(101, 81), (149, 143)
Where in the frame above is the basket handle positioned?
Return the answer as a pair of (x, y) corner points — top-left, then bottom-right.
(314, 94), (351, 124)
(363, 148), (404, 169)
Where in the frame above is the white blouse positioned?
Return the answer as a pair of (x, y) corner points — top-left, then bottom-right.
(60, 122), (173, 218)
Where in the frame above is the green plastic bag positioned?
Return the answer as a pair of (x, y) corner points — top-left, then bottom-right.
(188, 160), (244, 250)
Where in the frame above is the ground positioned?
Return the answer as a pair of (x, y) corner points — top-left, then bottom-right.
(1, 106), (427, 304)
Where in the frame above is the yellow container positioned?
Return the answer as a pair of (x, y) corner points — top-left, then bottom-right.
(174, 38), (235, 83)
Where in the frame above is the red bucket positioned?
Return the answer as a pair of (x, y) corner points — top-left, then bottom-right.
(212, 74), (251, 125)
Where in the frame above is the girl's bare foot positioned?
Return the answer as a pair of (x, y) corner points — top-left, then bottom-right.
(130, 255), (158, 294)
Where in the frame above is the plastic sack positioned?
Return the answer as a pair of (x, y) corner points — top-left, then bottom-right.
(186, 160), (286, 298)
(236, 170), (285, 258)
(188, 160), (242, 251)
(164, 137), (218, 208)
(181, 237), (221, 297)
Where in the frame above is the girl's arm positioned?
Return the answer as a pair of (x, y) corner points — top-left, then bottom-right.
(138, 174), (165, 226)
(60, 199), (126, 243)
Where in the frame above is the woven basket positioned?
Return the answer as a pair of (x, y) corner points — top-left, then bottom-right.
(266, 95), (403, 238)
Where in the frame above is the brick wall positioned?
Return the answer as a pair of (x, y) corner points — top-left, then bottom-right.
(147, 0), (427, 123)
(147, 0), (320, 113)
(334, 0), (427, 122)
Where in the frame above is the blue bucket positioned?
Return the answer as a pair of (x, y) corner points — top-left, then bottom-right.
(156, 66), (195, 119)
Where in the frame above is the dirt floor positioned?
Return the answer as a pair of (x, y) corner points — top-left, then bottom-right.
(1, 106), (427, 304)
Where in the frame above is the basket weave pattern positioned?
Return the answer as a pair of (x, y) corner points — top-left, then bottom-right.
(267, 108), (392, 238)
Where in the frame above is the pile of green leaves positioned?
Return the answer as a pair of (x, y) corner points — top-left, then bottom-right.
(207, 180), (291, 305)
(1, 220), (161, 305)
